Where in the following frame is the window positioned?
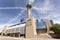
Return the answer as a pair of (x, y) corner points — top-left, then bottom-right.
(12, 28), (14, 33)
(15, 27), (20, 33)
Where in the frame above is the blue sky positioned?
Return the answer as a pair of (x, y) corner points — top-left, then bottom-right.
(0, 0), (60, 32)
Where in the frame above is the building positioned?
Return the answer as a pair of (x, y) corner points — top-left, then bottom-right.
(2, 19), (53, 37)
(36, 19), (53, 34)
(2, 22), (26, 37)
(2, 3), (53, 38)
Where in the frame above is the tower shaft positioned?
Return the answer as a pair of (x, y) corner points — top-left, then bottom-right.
(27, 8), (32, 19)
(25, 4), (37, 38)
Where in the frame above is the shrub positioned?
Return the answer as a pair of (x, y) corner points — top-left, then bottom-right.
(51, 24), (60, 34)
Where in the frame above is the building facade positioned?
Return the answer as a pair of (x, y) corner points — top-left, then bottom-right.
(2, 3), (53, 38)
(2, 19), (53, 37)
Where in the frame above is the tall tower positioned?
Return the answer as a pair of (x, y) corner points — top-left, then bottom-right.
(25, 3), (37, 38)
(26, 4), (32, 19)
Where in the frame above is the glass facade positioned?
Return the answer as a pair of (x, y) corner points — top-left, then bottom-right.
(36, 20), (53, 28)
(12, 28), (14, 33)
(15, 27), (20, 32)
(36, 20), (46, 28)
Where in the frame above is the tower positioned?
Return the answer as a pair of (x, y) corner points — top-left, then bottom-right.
(25, 3), (37, 38)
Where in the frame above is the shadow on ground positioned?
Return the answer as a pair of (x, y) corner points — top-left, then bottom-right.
(49, 33), (60, 39)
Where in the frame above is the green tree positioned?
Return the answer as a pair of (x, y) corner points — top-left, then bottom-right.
(51, 24), (60, 34)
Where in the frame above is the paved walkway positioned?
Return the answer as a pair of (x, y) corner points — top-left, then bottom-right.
(0, 35), (59, 40)
(36, 33), (52, 38)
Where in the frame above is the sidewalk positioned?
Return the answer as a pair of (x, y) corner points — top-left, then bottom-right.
(0, 36), (60, 40)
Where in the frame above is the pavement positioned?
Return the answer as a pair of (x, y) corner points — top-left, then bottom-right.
(0, 35), (60, 40)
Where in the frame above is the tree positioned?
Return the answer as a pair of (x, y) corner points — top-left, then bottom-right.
(51, 24), (60, 34)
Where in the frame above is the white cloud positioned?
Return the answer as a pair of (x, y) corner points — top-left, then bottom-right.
(0, 24), (12, 29)
(29, 0), (35, 4)
(53, 20), (60, 24)
(33, 0), (54, 13)
(43, 11), (60, 24)
(0, 7), (26, 9)
(0, 3), (26, 32)
(0, 24), (13, 32)
(0, 24), (6, 32)
(7, 9), (26, 24)
(32, 0), (60, 24)
(32, 0), (54, 20)
(44, 12), (60, 19)
(0, 24), (4, 28)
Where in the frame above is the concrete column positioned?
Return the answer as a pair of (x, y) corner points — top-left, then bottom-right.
(18, 33), (20, 37)
(10, 34), (11, 37)
(1, 32), (3, 36)
(13, 33), (15, 37)
(25, 4), (37, 38)
(45, 20), (52, 33)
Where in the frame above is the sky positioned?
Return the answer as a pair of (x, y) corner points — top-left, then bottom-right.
(0, 0), (60, 32)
